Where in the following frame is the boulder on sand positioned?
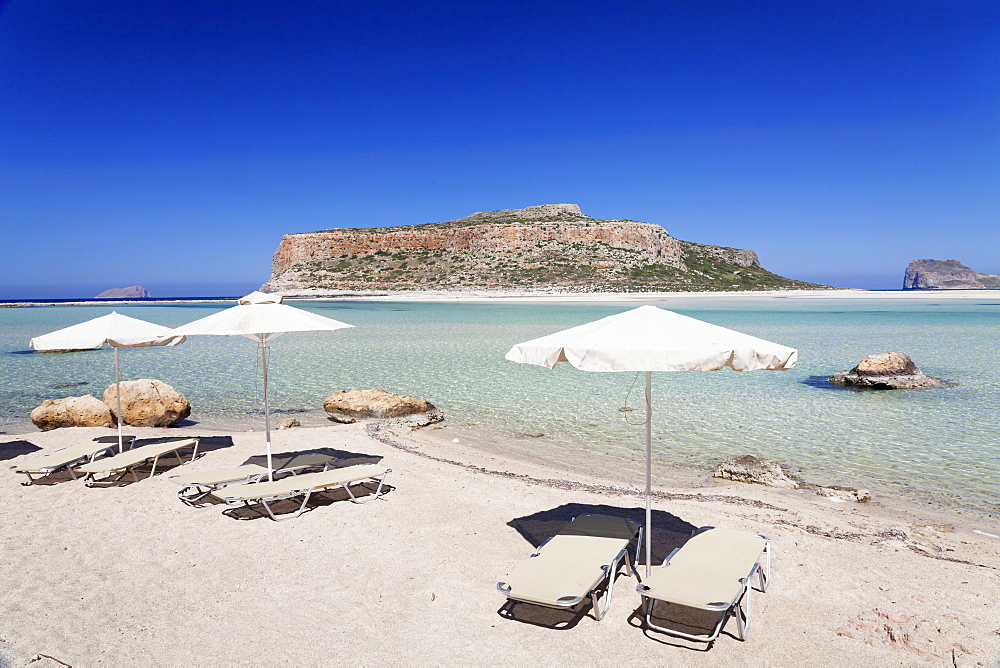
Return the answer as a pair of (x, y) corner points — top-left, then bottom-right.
(323, 388), (444, 427)
(30, 395), (114, 431)
(828, 352), (942, 389)
(103, 379), (191, 427)
(714, 454), (798, 489)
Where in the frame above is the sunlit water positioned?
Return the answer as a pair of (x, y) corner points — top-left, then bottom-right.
(2, 297), (998, 516)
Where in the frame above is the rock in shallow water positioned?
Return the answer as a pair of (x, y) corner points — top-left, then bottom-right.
(323, 388), (443, 427)
(816, 485), (872, 503)
(30, 395), (114, 430)
(103, 379), (191, 427)
(828, 352), (943, 389)
(714, 454), (798, 489)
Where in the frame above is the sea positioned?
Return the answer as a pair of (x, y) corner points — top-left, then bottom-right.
(2, 296), (998, 518)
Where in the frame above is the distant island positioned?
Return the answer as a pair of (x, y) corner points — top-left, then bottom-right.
(903, 260), (1000, 290)
(261, 204), (825, 293)
(95, 285), (151, 298)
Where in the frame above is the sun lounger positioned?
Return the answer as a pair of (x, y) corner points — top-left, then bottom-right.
(636, 526), (770, 642)
(76, 437), (200, 485)
(216, 463), (392, 521)
(13, 435), (135, 484)
(168, 453), (337, 504)
(497, 514), (641, 621)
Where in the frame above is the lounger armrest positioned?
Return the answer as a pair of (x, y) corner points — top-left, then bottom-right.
(531, 536), (554, 557)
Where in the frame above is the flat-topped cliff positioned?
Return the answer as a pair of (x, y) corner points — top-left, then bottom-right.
(261, 204), (822, 293)
(903, 260), (1000, 290)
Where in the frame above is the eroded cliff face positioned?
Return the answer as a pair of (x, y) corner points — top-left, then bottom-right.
(261, 204), (814, 293)
(903, 260), (1000, 290)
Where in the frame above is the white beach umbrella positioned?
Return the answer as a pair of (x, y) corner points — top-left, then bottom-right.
(29, 311), (186, 452)
(505, 305), (797, 575)
(164, 292), (355, 480)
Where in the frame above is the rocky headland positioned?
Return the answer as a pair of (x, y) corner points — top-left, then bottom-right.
(902, 259), (1000, 290)
(261, 204), (824, 293)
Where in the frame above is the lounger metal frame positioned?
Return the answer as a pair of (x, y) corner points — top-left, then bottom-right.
(222, 467), (392, 521)
(15, 436), (135, 485)
(636, 526), (770, 643)
(497, 514), (643, 621)
(82, 438), (200, 485)
(174, 457), (337, 505)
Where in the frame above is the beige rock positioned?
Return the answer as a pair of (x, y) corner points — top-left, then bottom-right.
(829, 352), (943, 389)
(714, 454), (798, 489)
(816, 485), (872, 503)
(103, 379), (191, 427)
(275, 418), (300, 430)
(323, 388), (443, 427)
(30, 395), (114, 431)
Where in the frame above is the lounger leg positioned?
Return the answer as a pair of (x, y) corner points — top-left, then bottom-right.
(632, 526), (644, 577)
(759, 542), (770, 592)
(258, 489), (314, 521)
(147, 455), (162, 479)
(340, 470), (392, 504)
(735, 582), (752, 640)
(178, 485), (212, 504)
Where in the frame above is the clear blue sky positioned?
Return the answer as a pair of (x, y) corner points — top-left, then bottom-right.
(1, 0), (997, 297)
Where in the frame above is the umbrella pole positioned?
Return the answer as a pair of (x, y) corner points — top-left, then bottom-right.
(114, 346), (124, 453)
(645, 370), (652, 578)
(261, 337), (273, 482)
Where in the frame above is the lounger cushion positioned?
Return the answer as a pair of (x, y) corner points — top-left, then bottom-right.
(678, 527), (766, 564)
(557, 514), (639, 541)
(169, 464), (270, 487)
(639, 528), (766, 610)
(220, 464), (387, 502)
(244, 453), (333, 471)
(14, 443), (106, 473)
(499, 514), (639, 608)
(77, 438), (198, 473)
(640, 559), (751, 610)
(501, 558), (609, 606)
(536, 534), (631, 565)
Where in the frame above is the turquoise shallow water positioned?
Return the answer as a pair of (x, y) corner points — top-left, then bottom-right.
(2, 297), (998, 516)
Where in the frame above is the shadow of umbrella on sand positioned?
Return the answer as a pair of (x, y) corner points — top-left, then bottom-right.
(29, 311), (186, 452)
(162, 292), (355, 480)
(505, 305), (798, 576)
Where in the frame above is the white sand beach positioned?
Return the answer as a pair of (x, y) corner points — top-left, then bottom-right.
(281, 287), (1000, 303)
(2, 423), (998, 666)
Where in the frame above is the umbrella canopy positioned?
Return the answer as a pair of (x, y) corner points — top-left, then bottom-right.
(165, 291), (355, 479)
(505, 305), (797, 575)
(29, 311), (184, 451)
(29, 311), (183, 351)
(505, 305), (797, 372)
(166, 291), (355, 341)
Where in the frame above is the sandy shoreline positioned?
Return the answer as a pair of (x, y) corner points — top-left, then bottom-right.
(4, 288), (1000, 308)
(2, 423), (998, 666)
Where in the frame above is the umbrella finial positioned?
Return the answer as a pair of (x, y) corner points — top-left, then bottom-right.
(239, 291), (283, 305)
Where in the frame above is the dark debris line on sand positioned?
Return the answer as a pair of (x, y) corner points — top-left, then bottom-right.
(772, 520), (998, 570)
(365, 422), (786, 511)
